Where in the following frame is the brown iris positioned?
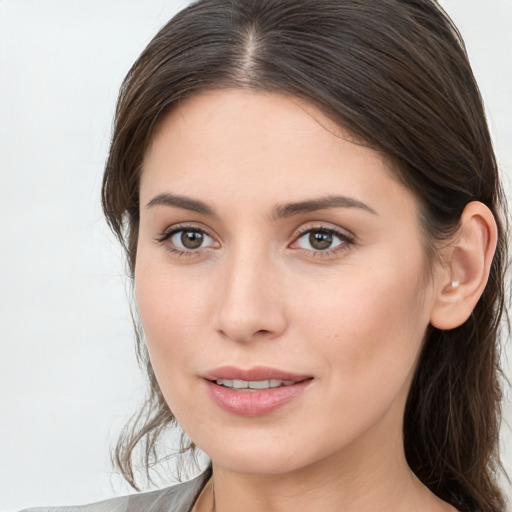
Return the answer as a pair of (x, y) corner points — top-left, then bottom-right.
(181, 230), (204, 249)
(309, 230), (333, 250)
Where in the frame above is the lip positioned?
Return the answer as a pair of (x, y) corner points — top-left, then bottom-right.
(202, 366), (313, 417)
(202, 365), (312, 382)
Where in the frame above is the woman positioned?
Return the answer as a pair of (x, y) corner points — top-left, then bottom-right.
(23, 0), (508, 511)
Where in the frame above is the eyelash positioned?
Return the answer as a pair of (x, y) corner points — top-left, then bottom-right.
(155, 223), (216, 258)
(291, 225), (355, 257)
(155, 223), (355, 258)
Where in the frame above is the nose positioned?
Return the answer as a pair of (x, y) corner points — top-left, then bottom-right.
(214, 249), (288, 344)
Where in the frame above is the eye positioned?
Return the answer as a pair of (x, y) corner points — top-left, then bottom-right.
(156, 225), (218, 254)
(292, 227), (353, 254)
(171, 229), (211, 250)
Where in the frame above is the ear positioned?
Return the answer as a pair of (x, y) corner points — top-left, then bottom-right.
(430, 201), (498, 330)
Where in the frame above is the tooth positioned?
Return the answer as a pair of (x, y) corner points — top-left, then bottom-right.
(215, 378), (298, 389)
(249, 380), (270, 389)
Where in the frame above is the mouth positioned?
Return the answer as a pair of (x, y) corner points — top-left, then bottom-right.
(213, 378), (300, 390)
(202, 365), (312, 383)
(202, 366), (313, 417)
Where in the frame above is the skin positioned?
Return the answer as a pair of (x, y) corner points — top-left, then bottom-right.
(136, 89), (459, 511)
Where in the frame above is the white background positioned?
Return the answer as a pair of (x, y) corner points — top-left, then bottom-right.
(1, 1), (511, 510)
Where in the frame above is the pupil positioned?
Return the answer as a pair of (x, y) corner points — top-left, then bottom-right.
(181, 231), (203, 249)
(309, 230), (332, 250)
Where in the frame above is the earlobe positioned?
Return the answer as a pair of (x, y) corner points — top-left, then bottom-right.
(430, 201), (498, 331)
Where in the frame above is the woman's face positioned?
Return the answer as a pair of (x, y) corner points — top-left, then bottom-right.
(136, 89), (440, 475)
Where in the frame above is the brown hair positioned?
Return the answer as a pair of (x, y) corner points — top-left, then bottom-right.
(102, 1), (509, 510)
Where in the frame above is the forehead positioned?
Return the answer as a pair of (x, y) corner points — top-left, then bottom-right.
(147, 89), (371, 161)
(140, 89), (414, 216)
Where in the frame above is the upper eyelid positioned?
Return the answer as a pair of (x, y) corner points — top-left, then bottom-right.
(291, 223), (355, 241)
(156, 222), (215, 241)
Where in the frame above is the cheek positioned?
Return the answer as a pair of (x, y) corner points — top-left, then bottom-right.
(292, 256), (431, 399)
(134, 259), (210, 377)
(135, 262), (216, 428)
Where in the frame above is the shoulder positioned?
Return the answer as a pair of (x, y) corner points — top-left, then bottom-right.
(19, 471), (210, 512)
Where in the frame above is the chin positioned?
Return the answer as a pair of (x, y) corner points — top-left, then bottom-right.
(194, 430), (340, 477)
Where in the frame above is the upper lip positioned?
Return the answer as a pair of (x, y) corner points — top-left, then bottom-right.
(202, 365), (313, 382)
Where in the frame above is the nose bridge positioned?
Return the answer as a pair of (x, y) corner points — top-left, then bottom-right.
(215, 239), (286, 343)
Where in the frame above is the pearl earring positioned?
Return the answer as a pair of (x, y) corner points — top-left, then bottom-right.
(451, 281), (460, 290)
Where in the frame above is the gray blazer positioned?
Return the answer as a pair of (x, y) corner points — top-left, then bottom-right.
(20, 472), (209, 512)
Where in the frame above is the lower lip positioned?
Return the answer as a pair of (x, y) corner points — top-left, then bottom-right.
(205, 379), (312, 417)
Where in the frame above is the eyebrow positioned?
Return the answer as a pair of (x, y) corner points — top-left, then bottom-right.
(272, 195), (377, 219)
(145, 193), (377, 218)
(146, 193), (216, 216)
